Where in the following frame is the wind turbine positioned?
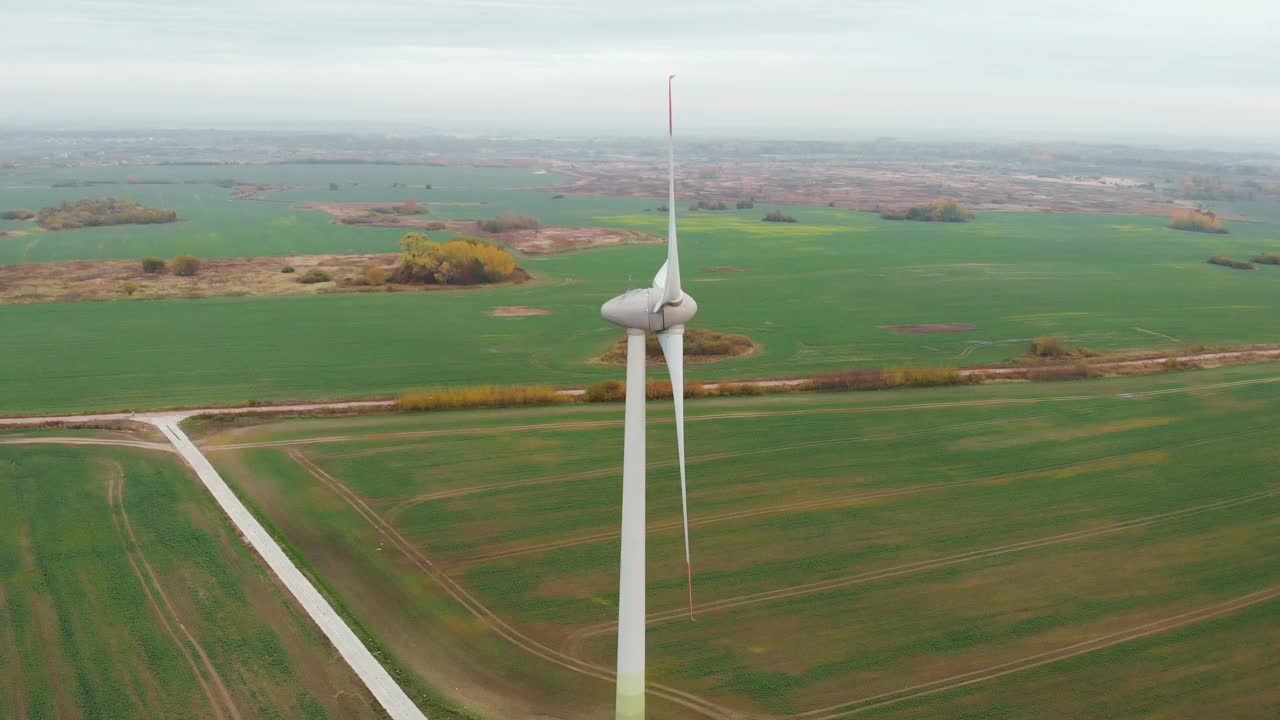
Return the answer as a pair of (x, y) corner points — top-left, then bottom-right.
(600, 74), (696, 720)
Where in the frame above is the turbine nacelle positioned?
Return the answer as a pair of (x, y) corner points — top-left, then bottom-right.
(602, 288), (698, 332)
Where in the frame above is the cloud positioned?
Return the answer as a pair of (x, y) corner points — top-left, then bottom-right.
(1, 0), (1276, 143)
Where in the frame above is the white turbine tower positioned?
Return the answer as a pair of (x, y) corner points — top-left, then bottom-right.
(601, 74), (696, 720)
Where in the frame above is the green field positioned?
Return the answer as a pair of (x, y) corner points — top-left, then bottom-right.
(4, 161), (1280, 416)
(202, 364), (1280, 719)
(0, 441), (383, 719)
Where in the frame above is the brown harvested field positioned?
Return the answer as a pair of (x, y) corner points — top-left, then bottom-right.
(303, 201), (662, 254)
(0, 253), (532, 304)
(882, 323), (977, 334)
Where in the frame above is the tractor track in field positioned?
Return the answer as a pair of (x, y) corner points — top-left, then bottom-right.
(0, 437), (175, 452)
(107, 463), (244, 720)
(789, 584), (1280, 719)
(382, 408), (1085, 517)
(560, 486), (1280, 656)
(286, 449), (737, 720)
(205, 395), (1100, 454)
(451, 420), (1280, 568)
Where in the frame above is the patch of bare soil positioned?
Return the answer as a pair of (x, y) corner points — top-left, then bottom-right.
(600, 328), (759, 365)
(702, 266), (747, 273)
(883, 323), (977, 334)
(231, 184), (294, 199)
(0, 254), (528, 305)
(302, 201), (661, 254)
(488, 306), (552, 317)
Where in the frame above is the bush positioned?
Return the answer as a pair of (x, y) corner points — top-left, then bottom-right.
(1031, 336), (1070, 357)
(584, 381), (626, 403)
(690, 200), (727, 211)
(715, 382), (764, 396)
(140, 257), (166, 273)
(1029, 365), (1090, 381)
(645, 380), (711, 400)
(812, 367), (965, 392)
(880, 198), (973, 222)
(477, 212), (540, 233)
(297, 269), (333, 284)
(118, 280), (140, 296)
(329, 182), (339, 191)
(171, 255), (201, 276)
(736, 200), (755, 209)
(399, 385), (565, 412)
(763, 210), (796, 223)
(280, 265), (295, 273)
(424, 222), (447, 231)
(363, 266), (388, 286)
(36, 197), (177, 230)
(1207, 255), (1254, 270)
(1251, 253), (1280, 265)
(0, 209), (35, 220)
(393, 232), (517, 285)
(1170, 209), (1227, 234)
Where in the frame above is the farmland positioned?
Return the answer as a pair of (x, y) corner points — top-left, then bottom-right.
(3, 161), (1280, 415)
(0, 440), (383, 719)
(200, 363), (1280, 719)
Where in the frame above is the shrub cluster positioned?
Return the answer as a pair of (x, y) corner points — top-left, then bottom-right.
(297, 269), (333, 284)
(399, 385), (566, 411)
(393, 232), (517, 285)
(736, 199), (755, 209)
(583, 379), (775, 402)
(1207, 255), (1254, 270)
(763, 210), (797, 223)
(602, 328), (755, 364)
(1251, 253), (1280, 265)
(37, 197), (178, 230)
(811, 367), (965, 392)
(0, 209), (35, 220)
(171, 255), (201, 276)
(879, 198), (973, 222)
(1170, 209), (1228, 234)
(689, 200), (727, 211)
(140, 257), (166, 273)
(477, 212), (540, 233)
(1031, 336), (1071, 357)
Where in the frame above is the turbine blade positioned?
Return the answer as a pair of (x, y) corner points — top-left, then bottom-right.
(653, 75), (682, 311)
(658, 329), (694, 619)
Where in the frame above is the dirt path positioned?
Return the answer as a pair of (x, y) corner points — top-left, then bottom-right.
(791, 584), (1280, 719)
(107, 463), (242, 720)
(561, 486), (1280, 657)
(286, 450), (735, 720)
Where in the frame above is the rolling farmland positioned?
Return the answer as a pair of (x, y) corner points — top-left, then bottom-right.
(3, 163), (1280, 415)
(0, 441), (383, 719)
(201, 364), (1280, 719)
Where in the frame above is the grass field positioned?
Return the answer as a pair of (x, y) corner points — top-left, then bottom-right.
(0, 441), (384, 719)
(4, 178), (1280, 415)
(202, 364), (1280, 719)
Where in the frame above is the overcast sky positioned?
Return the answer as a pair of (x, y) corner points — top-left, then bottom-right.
(1, 0), (1276, 147)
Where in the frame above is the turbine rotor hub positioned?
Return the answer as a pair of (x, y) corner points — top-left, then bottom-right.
(601, 288), (698, 332)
